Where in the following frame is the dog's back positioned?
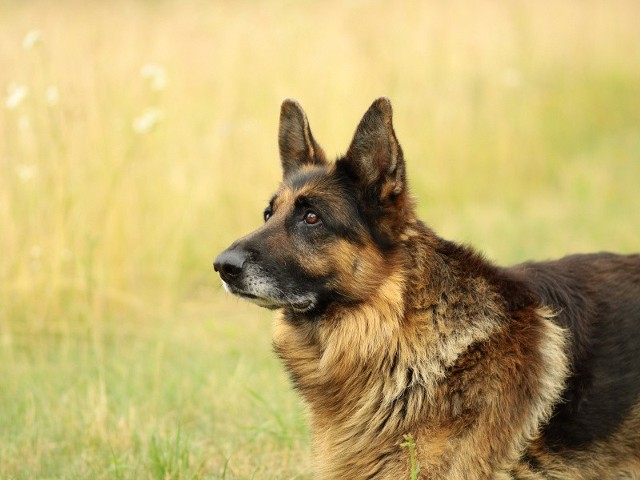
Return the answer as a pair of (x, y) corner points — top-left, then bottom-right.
(511, 253), (640, 473)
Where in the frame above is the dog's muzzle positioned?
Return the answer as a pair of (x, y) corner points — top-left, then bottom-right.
(214, 245), (318, 313)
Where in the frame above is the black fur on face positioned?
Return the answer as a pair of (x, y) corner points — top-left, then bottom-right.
(216, 163), (395, 316)
(279, 165), (370, 246)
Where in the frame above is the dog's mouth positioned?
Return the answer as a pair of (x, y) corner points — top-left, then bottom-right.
(222, 281), (315, 313)
(290, 298), (315, 313)
(222, 282), (278, 309)
(235, 290), (257, 300)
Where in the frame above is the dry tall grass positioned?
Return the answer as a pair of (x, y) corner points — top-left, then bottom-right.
(1, 1), (639, 478)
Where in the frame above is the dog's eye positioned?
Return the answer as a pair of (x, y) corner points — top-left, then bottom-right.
(263, 209), (272, 222)
(303, 211), (320, 225)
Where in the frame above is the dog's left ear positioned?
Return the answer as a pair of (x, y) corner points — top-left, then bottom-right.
(279, 99), (327, 177)
(345, 97), (406, 201)
(341, 98), (411, 244)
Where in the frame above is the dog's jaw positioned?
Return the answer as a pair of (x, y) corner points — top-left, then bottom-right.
(221, 278), (317, 313)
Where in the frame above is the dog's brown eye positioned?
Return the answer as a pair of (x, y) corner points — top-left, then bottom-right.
(264, 210), (272, 222)
(303, 211), (320, 225)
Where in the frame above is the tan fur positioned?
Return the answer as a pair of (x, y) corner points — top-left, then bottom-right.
(273, 221), (570, 479)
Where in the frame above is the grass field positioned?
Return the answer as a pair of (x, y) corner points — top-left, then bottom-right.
(1, 1), (639, 478)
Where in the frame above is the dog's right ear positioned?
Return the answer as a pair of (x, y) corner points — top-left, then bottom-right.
(278, 99), (327, 177)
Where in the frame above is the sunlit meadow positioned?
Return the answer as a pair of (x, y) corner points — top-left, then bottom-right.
(1, 1), (639, 478)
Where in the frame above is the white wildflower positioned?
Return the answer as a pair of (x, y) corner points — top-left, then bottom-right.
(15, 163), (39, 182)
(5, 84), (28, 109)
(45, 85), (59, 106)
(132, 108), (163, 134)
(140, 63), (168, 91)
(22, 30), (43, 49)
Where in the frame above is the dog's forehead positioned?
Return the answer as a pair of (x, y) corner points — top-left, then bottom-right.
(273, 164), (336, 207)
(285, 164), (333, 191)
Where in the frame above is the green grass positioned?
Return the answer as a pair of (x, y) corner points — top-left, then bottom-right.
(1, 0), (639, 478)
(400, 435), (421, 480)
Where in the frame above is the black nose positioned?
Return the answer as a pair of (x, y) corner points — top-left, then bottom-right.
(213, 249), (247, 282)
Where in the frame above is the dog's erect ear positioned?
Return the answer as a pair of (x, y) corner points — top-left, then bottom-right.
(345, 97), (406, 200)
(278, 99), (327, 177)
(341, 98), (411, 245)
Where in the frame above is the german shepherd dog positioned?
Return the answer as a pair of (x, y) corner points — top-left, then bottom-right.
(214, 98), (640, 479)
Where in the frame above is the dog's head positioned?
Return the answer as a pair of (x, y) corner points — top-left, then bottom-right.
(214, 98), (414, 316)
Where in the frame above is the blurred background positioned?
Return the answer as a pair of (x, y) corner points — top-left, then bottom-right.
(1, 1), (639, 478)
